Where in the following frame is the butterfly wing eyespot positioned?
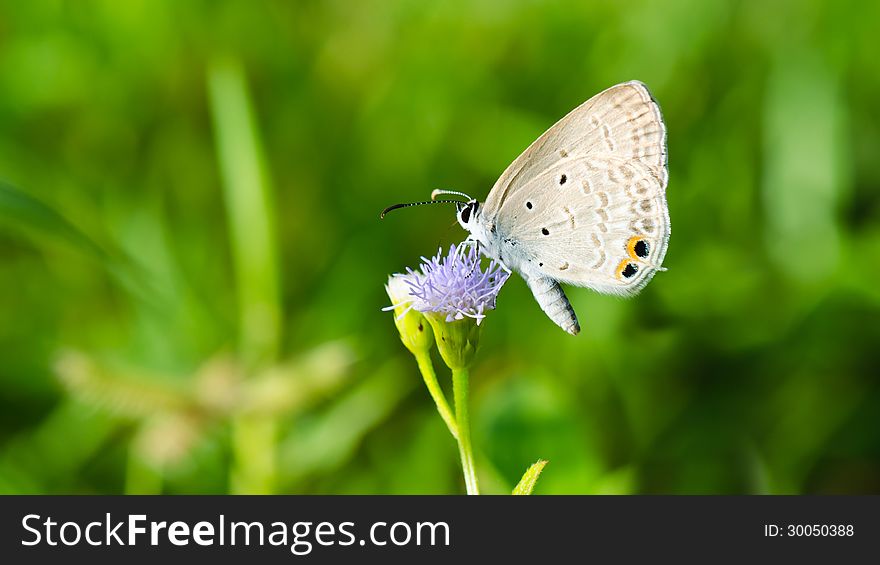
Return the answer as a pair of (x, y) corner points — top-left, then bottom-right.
(616, 260), (639, 280)
(626, 235), (651, 260)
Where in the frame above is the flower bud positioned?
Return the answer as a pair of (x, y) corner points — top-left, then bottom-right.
(425, 314), (480, 371)
(385, 275), (434, 355)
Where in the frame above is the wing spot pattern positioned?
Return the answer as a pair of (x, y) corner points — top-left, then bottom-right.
(620, 262), (638, 279)
(597, 208), (609, 232)
(607, 167), (621, 184)
(602, 124), (615, 151)
(590, 232), (606, 269)
(631, 218), (656, 234)
(559, 262), (569, 271)
(563, 206), (576, 229)
(647, 168), (666, 186)
(630, 108), (652, 122)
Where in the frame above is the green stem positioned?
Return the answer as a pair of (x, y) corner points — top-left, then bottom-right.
(231, 414), (277, 494)
(452, 367), (479, 495)
(414, 351), (458, 439)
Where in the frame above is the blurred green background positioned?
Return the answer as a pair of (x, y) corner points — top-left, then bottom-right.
(1, 0), (878, 494)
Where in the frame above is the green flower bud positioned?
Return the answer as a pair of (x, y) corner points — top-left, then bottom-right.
(425, 314), (480, 371)
(385, 275), (434, 355)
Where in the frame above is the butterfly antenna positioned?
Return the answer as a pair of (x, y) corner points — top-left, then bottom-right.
(431, 189), (473, 201)
(380, 199), (463, 219)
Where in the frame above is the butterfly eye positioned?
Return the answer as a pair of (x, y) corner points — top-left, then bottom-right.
(460, 206), (471, 223)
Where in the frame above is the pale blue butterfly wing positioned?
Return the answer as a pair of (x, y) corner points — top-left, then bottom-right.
(475, 81), (669, 333)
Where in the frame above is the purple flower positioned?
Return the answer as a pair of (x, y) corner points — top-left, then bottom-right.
(387, 243), (510, 325)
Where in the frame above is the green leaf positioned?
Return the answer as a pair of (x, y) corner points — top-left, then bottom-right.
(0, 180), (159, 302)
(0, 180), (104, 256)
(207, 58), (282, 366)
(512, 459), (548, 495)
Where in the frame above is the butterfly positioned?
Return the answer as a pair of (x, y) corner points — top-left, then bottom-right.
(384, 81), (669, 335)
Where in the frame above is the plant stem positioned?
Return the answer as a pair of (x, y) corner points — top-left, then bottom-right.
(452, 367), (479, 495)
(231, 414), (277, 494)
(414, 351), (458, 439)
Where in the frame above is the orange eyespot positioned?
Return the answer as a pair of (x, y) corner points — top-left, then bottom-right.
(626, 235), (651, 260)
(616, 259), (639, 280)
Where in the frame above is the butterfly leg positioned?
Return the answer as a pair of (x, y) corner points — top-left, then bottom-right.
(454, 239), (481, 277)
(523, 274), (580, 335)
(464, 240), (481, 277)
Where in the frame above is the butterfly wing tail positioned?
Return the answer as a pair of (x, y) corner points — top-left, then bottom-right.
(525, 275), (580, 335)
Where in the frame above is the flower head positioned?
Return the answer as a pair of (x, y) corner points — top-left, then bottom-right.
(385, 242), (509, 370)
(395, 243), (509, 324)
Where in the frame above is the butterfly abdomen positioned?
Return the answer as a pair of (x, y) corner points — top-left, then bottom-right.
(523, 273), (580, 335)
